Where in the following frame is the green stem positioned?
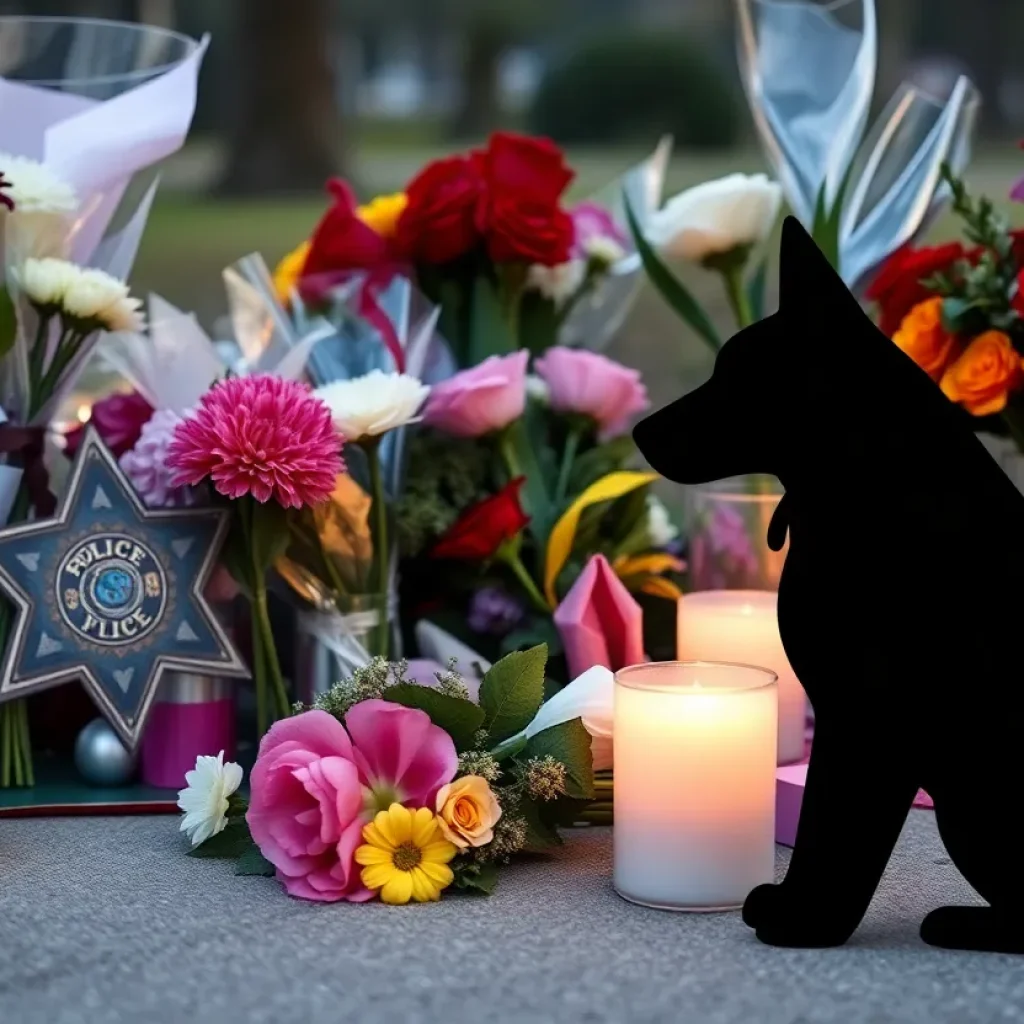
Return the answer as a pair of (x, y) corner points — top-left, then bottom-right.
(1, 704), (11, 788)
(497, 428), (524, 483)
(26, 315), (52, 413)
(363, 439), (389, 659)
(555, 424), (583, 506)
(499, 546), (551, 613)
(721, 263), (754, 330)
(254, 583), (290, 722)
(249, 596), (268, 738)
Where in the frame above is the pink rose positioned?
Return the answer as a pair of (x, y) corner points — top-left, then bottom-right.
(246, 702), (457, 903)
(423, 350), (528, 437)
(533, 347), (649, 440)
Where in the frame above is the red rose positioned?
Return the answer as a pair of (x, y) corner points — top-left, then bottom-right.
(474, 132), (575, 267)
(394, 155), (484, 265)
(302, 179), (393, 282)
(431, 478), (529, 561)
(64, 391), (154, 459)
(865, 241), (966, 335)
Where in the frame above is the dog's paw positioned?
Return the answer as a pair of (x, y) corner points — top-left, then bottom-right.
(742, 883), (783, 930)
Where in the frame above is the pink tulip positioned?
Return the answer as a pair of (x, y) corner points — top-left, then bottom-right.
(534, 347), (649, 440)
(423, 350), (528, 437)
(246, 703), (457, 903)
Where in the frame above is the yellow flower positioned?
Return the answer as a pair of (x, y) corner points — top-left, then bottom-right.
(272, 239), (311, 306)
(355, 804), (457, 905)
(356, 193), (408, 239)
(435, 775), (502, 850)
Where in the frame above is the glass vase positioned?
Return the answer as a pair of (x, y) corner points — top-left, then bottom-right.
(684, 475), (787, 592)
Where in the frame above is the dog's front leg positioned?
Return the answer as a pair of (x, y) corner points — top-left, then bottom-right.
(743, 712), (918, 948)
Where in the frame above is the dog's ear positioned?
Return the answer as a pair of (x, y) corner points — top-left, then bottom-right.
(778, 215), (863, 324)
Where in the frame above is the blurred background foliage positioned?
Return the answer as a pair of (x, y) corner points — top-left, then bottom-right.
(3, 0), (1023, 409)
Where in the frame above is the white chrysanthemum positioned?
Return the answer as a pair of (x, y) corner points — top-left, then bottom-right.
(177, 751), (244, 848)
(13, 257), (79, 308)
(61, 267), (145, 332)
(525, 259), (587, 308)
(0, 153), (77, 214)
(314, 370), (430, 442)
(584, 235), (627, 268)
(525, 374), (550, 405)
(646, 495), (679, 547)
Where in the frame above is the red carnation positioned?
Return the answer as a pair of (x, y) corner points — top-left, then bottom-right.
(432, 478), (530, 561)
(473, 132), (575, 267)
(395, 154), (484, 265)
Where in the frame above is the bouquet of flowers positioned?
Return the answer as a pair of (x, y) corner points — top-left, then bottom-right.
(273, 132), (671, 370)
(864, 156), (1024, 445)
(177, 647), (611, 903)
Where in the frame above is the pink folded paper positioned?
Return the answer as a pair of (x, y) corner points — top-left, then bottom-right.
(775, 723), (934, 847)
(554, 554), (645, 679)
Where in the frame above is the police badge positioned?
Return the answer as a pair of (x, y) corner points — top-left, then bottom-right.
(0, 429), (249, 749)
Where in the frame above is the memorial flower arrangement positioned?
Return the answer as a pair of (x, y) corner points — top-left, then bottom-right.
(865, 159), (1024, 440)
(178, 647), (612, 903)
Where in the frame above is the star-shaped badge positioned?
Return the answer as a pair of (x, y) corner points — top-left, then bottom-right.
(0, 428), (249, 749)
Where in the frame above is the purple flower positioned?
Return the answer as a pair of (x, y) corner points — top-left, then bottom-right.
(570, 200), (629, 259)
(689, 506), (759, 589)
(468, 587), (525, 637)
(121, 408), (196, 508)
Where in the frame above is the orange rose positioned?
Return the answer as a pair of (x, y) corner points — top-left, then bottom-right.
(891, 297), (957, 380)
(435, 775), (502, 850)
(940, 331), (1024, 416)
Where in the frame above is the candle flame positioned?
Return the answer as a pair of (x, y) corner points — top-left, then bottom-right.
(76, 404), (92, 424)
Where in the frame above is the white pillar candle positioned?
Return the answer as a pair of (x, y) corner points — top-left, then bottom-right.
(676, 590), (806, 764)
(614, 661), (777, 911)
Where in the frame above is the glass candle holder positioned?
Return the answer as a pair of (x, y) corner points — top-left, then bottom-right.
(677, 590), (806, 764)
(614, 661), (777, 912)
(685, 476), (787, 592)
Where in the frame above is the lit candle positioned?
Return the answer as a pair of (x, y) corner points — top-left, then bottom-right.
(614, 661), (777, 911)
(677, 590), (806, 764)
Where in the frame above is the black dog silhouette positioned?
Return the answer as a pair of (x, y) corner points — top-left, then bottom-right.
(634, 216), (1024, 953)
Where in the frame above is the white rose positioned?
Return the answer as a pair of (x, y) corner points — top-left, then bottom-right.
(646, 495), (679, 547)
(61, 267), (145, 333)
(314, 370), (430, 442)
(13, 257), (78, 308)
(519, 665), (614, 772)
(525, 259), (587, 309)
(647, 173), (784, 263)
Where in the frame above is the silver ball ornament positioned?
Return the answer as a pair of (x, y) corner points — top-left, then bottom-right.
(74, 718), (137, 786)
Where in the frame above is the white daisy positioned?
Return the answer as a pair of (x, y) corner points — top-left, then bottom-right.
(177, 751), (244, 847)
(0, 153), (77, 213)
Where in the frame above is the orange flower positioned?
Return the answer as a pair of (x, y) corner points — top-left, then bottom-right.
(891, 297), (957, 380)
(940, 331), (1024, 416)
(272, 239), (311, 305)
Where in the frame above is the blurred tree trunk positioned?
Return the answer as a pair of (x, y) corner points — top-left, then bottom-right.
(216, 0), (342, 196)
(448, 21), (504, 141)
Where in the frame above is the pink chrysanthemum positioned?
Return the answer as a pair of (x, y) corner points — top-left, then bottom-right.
(167, 375), (344, 508)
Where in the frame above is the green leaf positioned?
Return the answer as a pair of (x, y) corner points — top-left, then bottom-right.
(235, 844), (276, 877)
(382, 682), (486, 753)
(500, 417), (553, 544)
(568, 435), (635, 495)
(188, 818), (253, 859)
(809, 163), (856, 274)
(520, 797), (562, 852)
(479, 643), (548, 744)
(467, 273), (516, 365)
(517, 290), (560, 357)
(0, 287), (17, 361)
(488, 732), (528, 762)
(524, 718), (595, 800)
(941, 296), (973, 332)
(623, 189), (722, 353)
(453, 860), (499, 896)
(251, 500), (293, 575)
(746, 257), (769, 322)
(499, 616), (563, 658)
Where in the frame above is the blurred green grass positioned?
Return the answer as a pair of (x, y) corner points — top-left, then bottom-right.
(130, 143), (1024, 414)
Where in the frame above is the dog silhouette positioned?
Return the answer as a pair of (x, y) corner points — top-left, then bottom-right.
(633, 216), (1024, 953)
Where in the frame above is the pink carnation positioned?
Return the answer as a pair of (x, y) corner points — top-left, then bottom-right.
(534, 346), (649, 440)
(246, 703), (458, 903)
(423, 350), (528, 438)
(167, 375), (343, 508)
(570, 200), (628, 258)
